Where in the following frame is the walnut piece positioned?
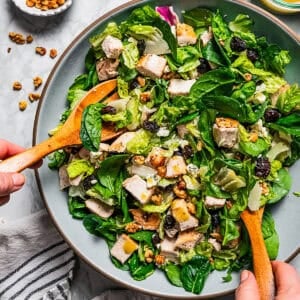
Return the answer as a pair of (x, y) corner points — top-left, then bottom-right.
(33, 76), (43, 89)
(35, 46), (47, 56)
(19, 100), (28, 111)
(13, 81), (22, 91)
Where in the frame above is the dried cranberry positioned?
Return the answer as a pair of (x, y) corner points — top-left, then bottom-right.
(143, 120), (159, 132)
(152, 232), (161, 245)
(182, 145), (194, 159)
(137, 39), (146, 56)
(247, 49), (259, 62)
(197, 58), (211, 74)
(210, 210), (220, 228)
(101, 105), (117, 115)
(129, 80), (139, 90)
(164, 215), (176, 230)
(264, 108), (281, 123)
(255, 157), (271, 178)
(230, 36), (247, 52)
(82, 174), (97, 190)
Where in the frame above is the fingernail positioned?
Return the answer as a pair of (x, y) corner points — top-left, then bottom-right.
(12, 173), (25, 187)
(241, 270), (249, 282)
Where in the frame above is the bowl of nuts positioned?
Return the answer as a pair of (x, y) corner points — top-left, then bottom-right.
(11, 0), (73, 17)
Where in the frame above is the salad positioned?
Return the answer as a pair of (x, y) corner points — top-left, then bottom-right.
(48, 5), (300, 294)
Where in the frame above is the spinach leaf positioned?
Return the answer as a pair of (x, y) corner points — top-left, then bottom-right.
(198, 110), (216, 156)
(220, 216), (240, 246)
(129, 231), (154, 247)
(276, 84), (300, 114)
(164, 263), (183, 287)
(182, 7), (213, 28)
(180, 255), (211, 294)
(262, 211), (279, 260)
(48, 150), (67, 169)
(269, 112), (300, 136)
(190, 68), (236, 101)
(80, 103), (104, 152)
(128, 253), (155, 281)
(68, 197), (88, 219)
(202, 40), (227, 66)
(97, 154), (130, 192)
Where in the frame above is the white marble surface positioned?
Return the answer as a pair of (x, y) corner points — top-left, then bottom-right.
(0, 0), (299, 299)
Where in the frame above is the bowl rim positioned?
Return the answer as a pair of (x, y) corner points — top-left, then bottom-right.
(11, 0), (73, 16)
(33, 0), (300, 298)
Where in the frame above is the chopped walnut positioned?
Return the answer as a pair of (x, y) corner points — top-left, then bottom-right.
(19, 100), (28, 111)
(154, 254), (166, 265)
(7, 47), (11, 53)
(9, 32), (26, 45)
(13, 81), (22, 91)
(26, 35), (33, 44)
(35, 46), (47, 56)
(33, 76), (43, 89)
(26, 0), (65, 10)
(187, 202), (196, 215)
(132, 155), (145, 165)
(156, 166), (166, 177)
(49, 48), (58, 59)
(144, 249), (154, 263)
(125, 222), (141, 233)
(150, 194), (163, 205)
(28, 93), (41, 102)
(173, 185), (187, 199)
(244, 73), (252, 81)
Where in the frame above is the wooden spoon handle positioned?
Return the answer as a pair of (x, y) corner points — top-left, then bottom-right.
(241, 208), (275, 300)
(0, 135), (66, 173)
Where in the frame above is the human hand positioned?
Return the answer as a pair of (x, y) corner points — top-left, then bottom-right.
(0, 139), (26, 205)
(235, 261), (300, 300)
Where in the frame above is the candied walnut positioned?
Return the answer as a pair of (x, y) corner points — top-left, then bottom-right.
(13, 81), (22, 91)
(145, 249), (154, 263)
(136, 76), (146, 87)
(125, 222), (141, 233)
(187, 202), (196, 215)
(33, 76), (43, 89)
(244, 73), (252, 81)
(49, 48), (58, 59)
(155, 254), (166, 265)
(132, 155), (145, 165)
(173, 185), (187, 199)
(129, 209), (161, 230)
(28, 93), (41, 102)
(260, 182), (270, 196)
(26, 0), (35, 7)
(249, 131), (258, 143)
(26, 35), (33, 43)
(35, 46), (47, 56)
(9, 32), (26, 44)
(157, 166), (166, 177)
(19, 100), (28, 111)
(151, 194), (163, 205)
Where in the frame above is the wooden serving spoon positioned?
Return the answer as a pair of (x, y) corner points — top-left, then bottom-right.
(241, 207), (275, 300)
(0, 79), (121, 173)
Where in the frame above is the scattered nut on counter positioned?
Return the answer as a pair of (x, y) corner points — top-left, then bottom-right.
(33, 76), (43, 89)
(28, 93), (41, 102)
(19, 100), (28, 111)
(49, 48), (58, 59)
(35, 46), (47, 56)
(26, 35), (34, 43)
(9, 32), (26, 44)
(13, 81), (22, 90)
(26, 0), (66, 11)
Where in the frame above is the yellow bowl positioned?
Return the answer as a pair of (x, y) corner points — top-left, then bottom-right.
(259, 0), (300, 14)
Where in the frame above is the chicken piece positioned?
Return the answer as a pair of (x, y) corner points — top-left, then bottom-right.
(58, 165), (70, 190)
(175, 230), (203, 251)
(129, 208), (161, 230)
(167, 79), (196, 97)
(122, 175), (154, 204)
(208, 238), (221, 251)
(204, 196), (226, 209)
(160, 237), (179, 262)
(101, 35), (123, 59)
(200, 28), (213, 47)
(165, 155), (187, 178)
(171, 199), (199, 231)
(176, 23), (197, 46)
(213, 117), (239, 149)
(136, 54), (167, 79)
(108, 132), (136, 153)
(96, 58), (119, 81)
(110, 234), (138, 264)
(85, 199), (114, 219)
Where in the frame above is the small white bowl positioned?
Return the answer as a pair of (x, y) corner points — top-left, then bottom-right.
(12, 0), (73, 17)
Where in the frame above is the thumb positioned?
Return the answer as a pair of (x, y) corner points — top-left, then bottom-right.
(0, 172), (25, 196)
(235, 270), (260, 300)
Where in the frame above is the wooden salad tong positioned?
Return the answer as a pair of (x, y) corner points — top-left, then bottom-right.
(241, 207), (275, 300)
(0, 79), (120, 173)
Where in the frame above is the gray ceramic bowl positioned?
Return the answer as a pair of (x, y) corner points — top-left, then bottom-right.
(34, 0), (300, 298)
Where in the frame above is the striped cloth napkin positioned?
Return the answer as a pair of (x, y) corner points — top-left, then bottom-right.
(0, 210), (75, 300)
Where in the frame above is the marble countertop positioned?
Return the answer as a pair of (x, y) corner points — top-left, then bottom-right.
(0, 0), (299, 299)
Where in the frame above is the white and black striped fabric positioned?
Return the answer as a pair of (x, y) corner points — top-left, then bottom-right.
(0, 210), (75, 300)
